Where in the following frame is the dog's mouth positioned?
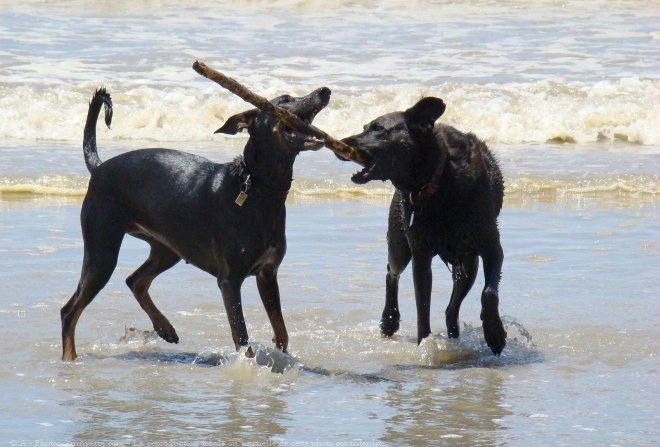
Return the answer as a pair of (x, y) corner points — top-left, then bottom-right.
(343, 140), (380, 184)
(351, 161), (381, 184)
(281, 124), (324, 149)
(277, 87), (330, 150)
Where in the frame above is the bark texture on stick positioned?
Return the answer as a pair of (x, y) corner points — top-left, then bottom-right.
(192, 60), (370, 167)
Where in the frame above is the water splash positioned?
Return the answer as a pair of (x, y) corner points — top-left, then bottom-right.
(104, 332), (303, 374)
(117, 326), (161, 345)
(416, 316), (542, 369)
(245, 343), (303, 374)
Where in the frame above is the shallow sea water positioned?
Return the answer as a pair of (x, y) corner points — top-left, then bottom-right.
(1, 143), (658, 446)
(1, 0), (659, 445)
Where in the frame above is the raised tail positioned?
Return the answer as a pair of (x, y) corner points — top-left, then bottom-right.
(83, 88), (113, 173)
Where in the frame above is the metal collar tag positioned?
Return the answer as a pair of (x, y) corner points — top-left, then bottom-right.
(235, 174), (251, 207)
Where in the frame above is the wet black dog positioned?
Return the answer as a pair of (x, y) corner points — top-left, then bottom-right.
(60, 86), (330, 361)
(341, 97), (507, 355)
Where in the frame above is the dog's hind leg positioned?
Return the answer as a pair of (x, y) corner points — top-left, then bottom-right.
(126, 239), (181, 344)
(446, 254), (479, 339)
(256, 268), (288, 352)
(61, 199), (126, 361)
(381, 193), (412, 336)
(480, 242), (507, 355)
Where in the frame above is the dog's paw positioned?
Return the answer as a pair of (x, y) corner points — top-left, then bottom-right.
(380, 309), (401, 337)
(154, 324), (179, 344)
(446, 311), (461, 339)
(481, 311), (506, 355)
(446, 321), (460, 339)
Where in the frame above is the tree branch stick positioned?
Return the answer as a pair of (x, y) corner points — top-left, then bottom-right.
(192, 60), (369, 167)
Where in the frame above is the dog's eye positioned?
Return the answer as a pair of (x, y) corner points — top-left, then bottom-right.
(281, 95), (293, 103)
(369, 123), (386, 132)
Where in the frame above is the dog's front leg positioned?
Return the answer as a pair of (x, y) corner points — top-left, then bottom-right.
(382, 197), (412, 336)
(218, 276), (252, 357)
(412, 252), (434, 344)
(256, 269), (288, 352)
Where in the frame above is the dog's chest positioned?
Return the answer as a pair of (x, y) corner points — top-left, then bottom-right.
(240, 236), (285, 275)
(227, 216), (286, 268)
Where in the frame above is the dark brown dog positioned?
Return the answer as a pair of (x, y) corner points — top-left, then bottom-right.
(341, 97), (507, 355)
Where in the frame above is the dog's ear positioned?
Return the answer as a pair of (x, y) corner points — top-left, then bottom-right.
(405, 97), (446, 129)
(214, 109), (259, 135)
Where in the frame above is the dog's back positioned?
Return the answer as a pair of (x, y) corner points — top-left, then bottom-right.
(435, 123), (504, 217)
(86, 148), (232, 271)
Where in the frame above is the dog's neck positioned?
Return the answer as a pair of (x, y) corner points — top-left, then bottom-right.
(407, 128), (447, 204)
(242, 139), (297, 192)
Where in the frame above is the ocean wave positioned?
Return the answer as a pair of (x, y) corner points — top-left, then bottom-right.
(0, 175), (88, 196)
(0, 77), (658, 145)
(3, 174), (658, 203)
(506, 175), (660, 195)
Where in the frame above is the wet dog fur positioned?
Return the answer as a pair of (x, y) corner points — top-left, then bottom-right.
(341, 97), (507, 355)
(60, 86), (331, 361)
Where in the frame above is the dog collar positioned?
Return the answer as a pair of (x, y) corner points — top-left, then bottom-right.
(234, 159), (291, 207)
(409, 160), (445, 205)
(234, 160), (252, 206)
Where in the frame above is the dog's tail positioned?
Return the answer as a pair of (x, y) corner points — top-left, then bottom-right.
(83, 87), (113, 173)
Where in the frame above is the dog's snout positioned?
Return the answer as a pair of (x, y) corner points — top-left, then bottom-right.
(318, 87), (331, 101)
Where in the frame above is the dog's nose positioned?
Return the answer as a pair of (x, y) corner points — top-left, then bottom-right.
(318, 87), (331, 101)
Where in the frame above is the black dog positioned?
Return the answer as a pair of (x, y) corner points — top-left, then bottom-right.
(341, 97), (507, 355)
(60, 86), (331, 361)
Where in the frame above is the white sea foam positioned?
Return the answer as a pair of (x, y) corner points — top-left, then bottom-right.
(1, 0), (658, 148)
(1, 78), (657, 145)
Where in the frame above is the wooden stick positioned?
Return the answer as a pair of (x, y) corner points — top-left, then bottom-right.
(192, 60), (370, 167)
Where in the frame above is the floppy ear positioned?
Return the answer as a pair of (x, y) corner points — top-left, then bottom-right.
(214, 109), (259, 135)
(405, 97), (446, 128)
